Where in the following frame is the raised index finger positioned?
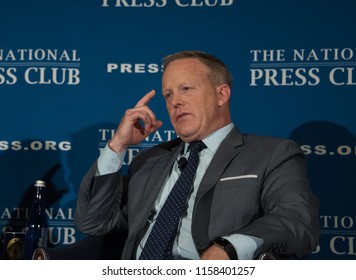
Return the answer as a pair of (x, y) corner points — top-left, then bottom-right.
(135, 90), (156, 108)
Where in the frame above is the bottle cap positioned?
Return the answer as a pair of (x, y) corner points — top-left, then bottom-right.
(34, 180), (46, 187)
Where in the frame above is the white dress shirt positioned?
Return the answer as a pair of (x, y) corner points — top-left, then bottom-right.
(97, 123), (263, 259)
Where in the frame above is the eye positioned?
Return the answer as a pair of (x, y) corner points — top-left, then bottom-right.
(180, 86), (191, 93)
(163, 92), (172, 100)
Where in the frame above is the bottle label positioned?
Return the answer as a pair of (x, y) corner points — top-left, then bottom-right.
(38, 228), (49, 248)
(6, 237), (25, 260)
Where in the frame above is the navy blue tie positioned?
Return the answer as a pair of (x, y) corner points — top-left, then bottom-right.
(139, 141), (206, 260)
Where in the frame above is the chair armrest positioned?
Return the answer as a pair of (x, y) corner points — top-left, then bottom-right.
(33, 231), (126, 260)
(257, 252), (276, 260)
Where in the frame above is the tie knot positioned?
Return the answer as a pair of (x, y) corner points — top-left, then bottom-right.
(188, 141), (206, 154)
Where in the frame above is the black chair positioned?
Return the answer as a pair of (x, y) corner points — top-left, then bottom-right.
(33, 230), (279, 260)
(33, 230), (126, 260)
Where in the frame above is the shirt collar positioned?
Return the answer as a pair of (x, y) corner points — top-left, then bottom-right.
(182, 123), (234, 154)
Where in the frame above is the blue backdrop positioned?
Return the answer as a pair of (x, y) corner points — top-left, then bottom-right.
(1, 0), (355, 259)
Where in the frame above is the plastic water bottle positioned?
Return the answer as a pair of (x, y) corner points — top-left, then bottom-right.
(25, 180), (48, 259)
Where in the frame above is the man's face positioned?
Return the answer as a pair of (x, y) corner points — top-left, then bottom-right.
(162, 58), (230, 142)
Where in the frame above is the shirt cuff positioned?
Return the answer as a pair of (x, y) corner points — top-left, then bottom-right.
(224, 234), (264, 260)
(97, 143), (126, 175)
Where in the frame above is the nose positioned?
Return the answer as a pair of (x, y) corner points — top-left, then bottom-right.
(171, 92), (183, 108)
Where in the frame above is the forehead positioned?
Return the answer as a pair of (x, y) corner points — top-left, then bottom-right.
(162, 58), (210, 83)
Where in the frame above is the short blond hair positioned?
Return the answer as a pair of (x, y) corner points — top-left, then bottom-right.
(162, 50), (233, 88)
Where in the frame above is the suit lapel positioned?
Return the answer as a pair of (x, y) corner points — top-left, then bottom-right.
(192, 127), (244, 253)
(196, 127), (243, 201)
(129, 140), (184, 231)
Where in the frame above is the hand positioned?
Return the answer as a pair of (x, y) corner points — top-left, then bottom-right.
(109, 90), (163, 152)
(200, 244), (230, 260)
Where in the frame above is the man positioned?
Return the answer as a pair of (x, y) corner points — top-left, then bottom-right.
(75, 50), (320, 260)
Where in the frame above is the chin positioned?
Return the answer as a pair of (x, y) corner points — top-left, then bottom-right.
(177, 134), (199, 143)
(175, 126), (200, 141)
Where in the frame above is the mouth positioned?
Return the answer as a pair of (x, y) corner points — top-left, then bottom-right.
(176, 112), (190, 122)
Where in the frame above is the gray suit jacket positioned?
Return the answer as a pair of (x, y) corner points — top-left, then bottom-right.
(75, 126), (320, 259)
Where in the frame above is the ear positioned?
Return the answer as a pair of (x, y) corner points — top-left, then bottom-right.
(216, 84), (231, 107)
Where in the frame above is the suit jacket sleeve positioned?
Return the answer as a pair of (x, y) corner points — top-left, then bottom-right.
(237, 139), (320, 257)
(74, 161), (128, 235)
